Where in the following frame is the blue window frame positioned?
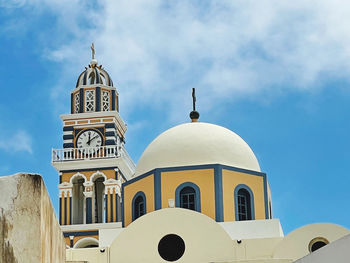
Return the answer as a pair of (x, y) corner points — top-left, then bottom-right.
(175, 182), (201, 212)
(132, 191), (146, 221)
(234, 184), (255, 221)
(180, 187), (196, 210)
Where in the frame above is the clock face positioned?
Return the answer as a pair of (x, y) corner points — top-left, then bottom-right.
(76, 129), (103, 153)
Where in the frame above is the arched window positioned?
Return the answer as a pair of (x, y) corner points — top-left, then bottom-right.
(132, 192), (146, 221)
(73, 237), (99, 248)
(175, 182), (201, 212)
(234, 185), (255, 221)
(93, 177), (105, 223)
(71, 176), (85, 224)
(180, 187), (196, 210)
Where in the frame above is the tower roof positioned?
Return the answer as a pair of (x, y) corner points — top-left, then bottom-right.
(75, 64), (114, 88)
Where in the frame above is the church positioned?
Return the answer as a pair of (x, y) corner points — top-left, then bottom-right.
(1, 45), (349, 262)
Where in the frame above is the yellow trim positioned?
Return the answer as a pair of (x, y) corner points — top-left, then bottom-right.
(67, 196), (71, 225)
(65, 121), (75, 125)
(90, 119), (101, 123)
(77, 120), (89, 124)
(103, 118), (113, 122)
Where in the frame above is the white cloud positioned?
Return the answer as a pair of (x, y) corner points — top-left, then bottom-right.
(13, 0), (350, 120)
(0, 130), (33, 154)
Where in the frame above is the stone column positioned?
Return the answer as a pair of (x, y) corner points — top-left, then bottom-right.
(104, 179), (121, 223)
(58, 182), (73, 225)
(83, 182), (93, 224)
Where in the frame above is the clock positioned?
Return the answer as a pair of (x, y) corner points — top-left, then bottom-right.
(76, 129), (103, 153)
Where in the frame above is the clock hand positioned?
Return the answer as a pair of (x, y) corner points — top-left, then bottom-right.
(87, 135), (99, 145)
(87, 133), (91, 145)
(90, 135), (99, 142)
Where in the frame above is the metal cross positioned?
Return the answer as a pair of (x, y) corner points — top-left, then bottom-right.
(91, 42), (95, 59)
(192, 88), (196, 111)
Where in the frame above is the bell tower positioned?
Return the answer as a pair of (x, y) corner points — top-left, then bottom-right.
(52, 44), (135, 247)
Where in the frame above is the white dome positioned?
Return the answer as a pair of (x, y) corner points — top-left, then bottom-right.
(135, 122), (260, 176)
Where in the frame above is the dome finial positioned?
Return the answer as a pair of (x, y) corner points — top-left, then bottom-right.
(190, 88), (200, 122)
(90, 42), (98, 67)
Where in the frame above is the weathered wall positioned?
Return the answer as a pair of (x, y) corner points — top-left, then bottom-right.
(41, 176), (66, 262)
(0, 173), (66, 263)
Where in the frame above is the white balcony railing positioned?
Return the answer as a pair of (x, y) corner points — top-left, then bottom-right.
(52, 145), (136, 175)
(52, 145), (118, 162)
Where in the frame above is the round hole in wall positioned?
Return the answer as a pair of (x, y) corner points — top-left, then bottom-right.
(158, 234), (185, 261)
(308, 237), (329, 253)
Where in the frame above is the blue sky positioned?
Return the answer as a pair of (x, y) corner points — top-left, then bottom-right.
(1, 0), (350, 234)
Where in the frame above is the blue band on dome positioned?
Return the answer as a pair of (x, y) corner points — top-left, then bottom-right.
(154, 170), (161, 210)
(263, 173), (269, 219)
(214, 165), (224, 222)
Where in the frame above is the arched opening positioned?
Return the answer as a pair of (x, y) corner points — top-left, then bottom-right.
(72, 176), (85, 224)
(73, 237), (99, 249)
(237, 188), (251, 220)
(180, 187), (196, 210)
(132, 192), (146, 221)
(234, 184), (255, 221)
(100, 73), (107, 85)
(93, 177), (105, 223)
(88, 72), (96, 85)
(175, 182), (201, 212)
(309, 237), (329, 253)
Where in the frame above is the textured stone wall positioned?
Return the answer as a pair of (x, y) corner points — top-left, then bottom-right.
(0, 173), (66, 263)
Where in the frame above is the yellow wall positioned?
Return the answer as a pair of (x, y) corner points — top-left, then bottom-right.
(61, 169), (115, 183)
(123, 174), (155, 226)
(161, 169), (216, 220)
(222, 169), (265, 221)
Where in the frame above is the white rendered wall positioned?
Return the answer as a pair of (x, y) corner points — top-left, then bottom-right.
(219, 219), (284, 240)
(293, 234), (350, 263)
